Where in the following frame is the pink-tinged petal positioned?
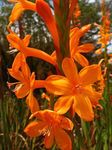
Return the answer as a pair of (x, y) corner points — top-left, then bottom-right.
(78, 43), (94, 53)
(74, 53), (89, 67)
(26, 91), (39, 113)
(15, 84), (29, 98)
(62, 57), (79, 84)
(36, 0), (59, 50)
(73, 95), (94, 121)
(9, 3), (24, 24)
(79, 64), (101, 85)
(23, 35), (31, 47)
(45, 75), (72, 95)
(44, 129), (54, 149)
(24, 121), (47, 137)
(54, 96), (73, 114)
(54, 128), (72, 150)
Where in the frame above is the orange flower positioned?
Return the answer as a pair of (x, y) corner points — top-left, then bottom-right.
(45, 58), (103, 121)
(51, 24), (94, 67)
(7, 32), (56, 66)
(8, 0), (36, 26)
(24, 110), (73, 150)
(36, 0), (59, 52)
(8, 52), (45, 113)
(70, 24), (94, 66)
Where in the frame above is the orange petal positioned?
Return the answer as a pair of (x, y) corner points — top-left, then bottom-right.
(67, 0), (78, 24)
(44, 129), (54, 149)
(8, 68), (24, 82)
(7, 33), (21, 50)
(24, 121), (47, 137)
(79, 64), (101, 85)
(62, 57), (79, 84)
(15, 84), (29, 98)
(74, 53), (89, 67)
(78, 43), (94, 53)
(22, 47), (56, 66)
(26, 91), (39, 113)
(45, 75), (72, 95)
(54, 96), (73, 114)
(54, 128), (72, 150)
(79, 24), (91, 37)
(12, 52), (22, 72)
(73, 95), (94, 121)
(9, 3), (24, 24)
(23, 35), (31, 47)
(36, 0), (59, 50)
(60, 116), (73, 131)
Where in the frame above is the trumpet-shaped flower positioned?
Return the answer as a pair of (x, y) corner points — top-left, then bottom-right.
(24, 110), (73, 150)
(8, 0), (36, 26)
(45, 58), (104, 121)
(8, 52), (45, 113)
(51, 25), (94, 67)
(7, 32), (56, 66)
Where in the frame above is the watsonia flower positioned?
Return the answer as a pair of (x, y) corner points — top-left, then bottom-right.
(24, 110), (73, 150)
(8, 52), (45, 113)
(45, 57), (104, 121)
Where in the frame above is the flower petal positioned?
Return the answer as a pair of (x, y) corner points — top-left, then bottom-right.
(78, 43), (94, 53)
(9, 3), (24, 24)
(62, 57), (79, 84)
(74, 53), (89, 67)
(54, 96), (73, 114)
(23, 35), (31, 47)
(45, 75), (72, 95)
(44, 129), (54, 149)
(79, 64), (101, 85)
(60, 117), (73, 131)
(24, 121), (47, 137)
(54, 128), (72, 150)
(73, 95), (94, 121)
(15, 84), (29, 98)
(26, 91), (39, 113)
(36, 0), (59, 50)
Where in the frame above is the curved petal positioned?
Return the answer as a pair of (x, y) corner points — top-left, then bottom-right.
(54, 128), (72, 150)
(24, 121), (47, 137)
(67, 0), (78, 24)
(62, 57), (79, 84)
(74, 53), (89, 67)
(60, 117), (73, 131)
(78, 43), (94, 53)
(54, 96), (73, 114)
(23, 35), (31, 47)
(22, 47), (56, 66)
(44, 129), (54, 149)
(36, 0), (59, 50)
(15, 84), (29, 98)
(79, 64), (101, 85)
(45, 75), (72, 95)
(26, 91), (39, 113)
(12, 52), (22, 72)
(8, 68), (24, 82)
(73, 95), (94, 121)
(7, 33), (21, 50)
(9, 3), (24, 24)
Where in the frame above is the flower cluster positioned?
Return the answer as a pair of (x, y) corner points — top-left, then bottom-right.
(7, 0), (105, 149)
